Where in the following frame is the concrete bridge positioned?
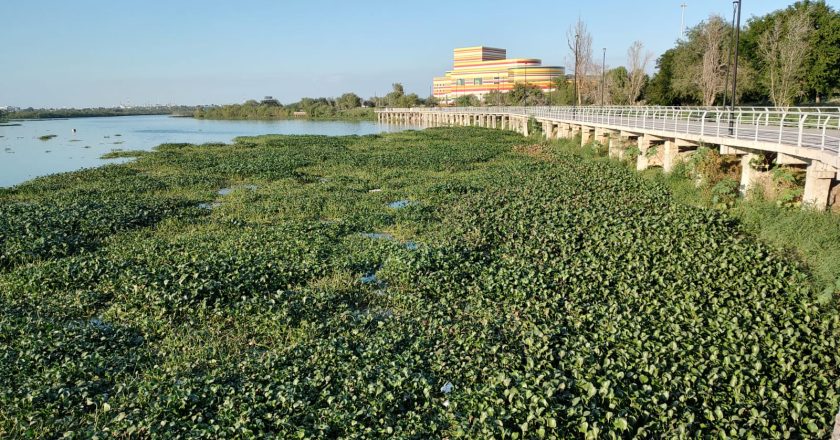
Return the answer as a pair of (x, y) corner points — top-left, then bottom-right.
(377, 106), (840, 210)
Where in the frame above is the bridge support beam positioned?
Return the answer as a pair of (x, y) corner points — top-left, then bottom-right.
(803, 161), (835, 211)
(636, 134), (664, 171)
(593, 128), (609, 147)
(580, 126), (595, 146)
(739, 153), (761, 196)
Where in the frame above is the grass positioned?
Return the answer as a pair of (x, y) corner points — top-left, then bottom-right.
(38, 134), (57, 141)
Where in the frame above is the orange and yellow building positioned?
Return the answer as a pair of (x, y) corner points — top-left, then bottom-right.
(433, 46), (565, 103)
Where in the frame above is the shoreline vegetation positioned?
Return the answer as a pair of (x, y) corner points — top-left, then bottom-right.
(5, 106), (198, 120)
(1, 126), (838, 437)
(192, 87), (431, 122)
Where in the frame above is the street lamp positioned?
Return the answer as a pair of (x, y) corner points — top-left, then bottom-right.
(601, 48), (606, 106)
(722, 0), (737, 108)
(574, 33), (580, 108)
(729, 0), (742, 135)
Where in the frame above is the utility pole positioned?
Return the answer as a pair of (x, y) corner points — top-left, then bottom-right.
(680, 3), (688, 38)
(722, 1), (737, 108)
(601, 48), (606, 106)
(574, 33), (579, 108)
(729, 0), (742, 135)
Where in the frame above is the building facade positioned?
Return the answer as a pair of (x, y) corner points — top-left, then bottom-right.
(433, 46), (564, 104)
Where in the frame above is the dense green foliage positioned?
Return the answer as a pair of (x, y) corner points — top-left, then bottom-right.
(647, 0), (839, 105)
(195, 84), (436, 121)
(7, 106), (196, 119)
(1, 128), (838, 438)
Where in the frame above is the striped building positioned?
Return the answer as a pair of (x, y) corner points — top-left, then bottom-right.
(433, 46), (565, 103)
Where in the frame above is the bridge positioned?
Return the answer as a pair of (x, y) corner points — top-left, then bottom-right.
(377, 106), (840, 210)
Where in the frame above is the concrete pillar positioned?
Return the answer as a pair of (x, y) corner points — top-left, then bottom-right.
(739, 153), (760, 196)
(580, 126), (594, 147)
(608, 134), (620, 158)
(802, 160), (835, 211)
(662, 140), (679, 173)
(636, 134), (652, 171)
(521, 117), (529, 137)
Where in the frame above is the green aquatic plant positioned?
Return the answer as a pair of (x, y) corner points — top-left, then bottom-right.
(0, 127), (837, 438)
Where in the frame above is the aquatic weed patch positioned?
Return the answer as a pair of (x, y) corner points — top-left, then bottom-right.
(0, 128), (838, 438)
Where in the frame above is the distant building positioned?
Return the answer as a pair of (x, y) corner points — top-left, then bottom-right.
(261, 96), (281, 106)
(433, 46), (565, 104)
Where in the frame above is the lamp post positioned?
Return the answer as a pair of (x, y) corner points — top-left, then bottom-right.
(722, 0), (737, 108)
(729, 0), (742, 135)
(601, 47), (606, 106)
(574, 33), (579, 108)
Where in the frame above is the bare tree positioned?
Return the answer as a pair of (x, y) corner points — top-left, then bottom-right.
(698, 15), (729, 106)
(758, 7), (813, 106)
(567, 18), (594, 105)
(625, 41), (653, 104)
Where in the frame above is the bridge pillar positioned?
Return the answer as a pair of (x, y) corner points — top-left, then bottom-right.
(521, 117), (529, 137)
(662, 140), (678, 173)
(580, 126), (595, 146)
(571, 124), (582, 140)
(803, 160), (835, 211)
(593, 128), (610, 146)
(738, 153), (761, 196)
(636, 134), (652, 171)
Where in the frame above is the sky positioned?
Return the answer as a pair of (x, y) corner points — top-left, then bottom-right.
(1, 0), (805, 108)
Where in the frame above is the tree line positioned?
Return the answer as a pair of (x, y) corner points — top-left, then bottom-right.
(452, 0), (838, 107)
(5, 106), (197, 119)
(193, 85), (445, 120)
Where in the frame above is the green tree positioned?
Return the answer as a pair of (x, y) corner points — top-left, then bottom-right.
(744, 1), (840, 103)
(547, 78), (575, 105)
(454, 94), (480, 107)
(508, 82), (545, 106)
(336, 93), (362, 110)
(483, 90), (506, 106)
(607, 66), (630, 105)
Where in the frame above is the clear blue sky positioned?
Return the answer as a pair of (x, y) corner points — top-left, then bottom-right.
(1, 0), (800, 108)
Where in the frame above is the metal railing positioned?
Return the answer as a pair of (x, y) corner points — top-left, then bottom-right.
(378, 106), (840, 157)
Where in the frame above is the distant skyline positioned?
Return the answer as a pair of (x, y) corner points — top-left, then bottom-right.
(2, 0), (800, 108)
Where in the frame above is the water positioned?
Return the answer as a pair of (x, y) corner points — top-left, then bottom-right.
(0, 115), (418, 187)
(388, 200), (413, 209)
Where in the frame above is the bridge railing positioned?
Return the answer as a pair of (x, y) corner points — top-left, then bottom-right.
(379, 106), (840, 155)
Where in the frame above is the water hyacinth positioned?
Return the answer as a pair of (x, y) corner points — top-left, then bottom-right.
(0, 127), (837, 438)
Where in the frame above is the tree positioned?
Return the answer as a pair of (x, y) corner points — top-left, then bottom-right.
(804, 1), (840, 102)
(646, 49), (680, 105)
(547, 77), (575, 105)
(758, 6), (813, 106)
(483, 90), (506, 106)
(454, 94), (480, 107)
(607, 67), (630, 105)
(336, 93), (362, 110)
(626, 41), (653, 104)
(671, 15), (753, 106)
(567, 18), (595, 105)
(507, 83), (546, 106)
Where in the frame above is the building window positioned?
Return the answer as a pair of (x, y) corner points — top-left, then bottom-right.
(473, 78), (483, 85)
(456, 79), (465, 86)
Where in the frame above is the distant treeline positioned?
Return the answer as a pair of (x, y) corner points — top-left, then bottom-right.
(195, 85), (438, 120)
(7, 106), (197, 119)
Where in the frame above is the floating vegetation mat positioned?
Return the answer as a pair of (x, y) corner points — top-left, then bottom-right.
(0, 127), (837, 438)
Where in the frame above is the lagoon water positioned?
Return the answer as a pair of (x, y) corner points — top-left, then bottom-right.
(0, 115), (416, 187)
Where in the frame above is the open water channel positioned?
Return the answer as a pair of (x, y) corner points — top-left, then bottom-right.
(0, 115), (417, 187)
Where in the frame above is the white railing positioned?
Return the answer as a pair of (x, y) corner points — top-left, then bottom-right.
(378, 106), (840, 157)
